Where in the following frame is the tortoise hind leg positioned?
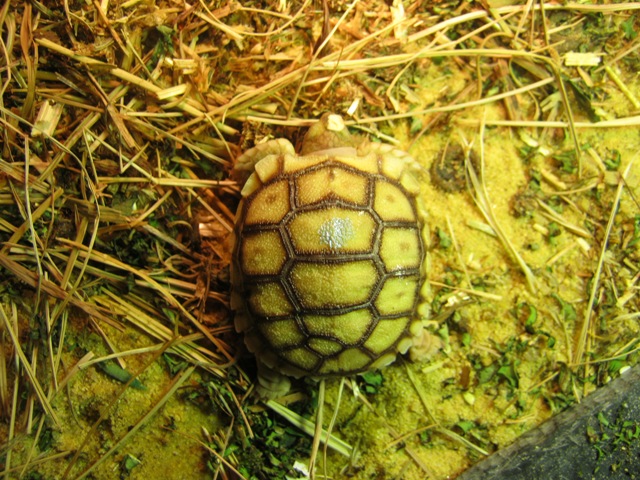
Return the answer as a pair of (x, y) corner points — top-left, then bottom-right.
(255, 360), (291, 399)
(408, 320), (443, 362)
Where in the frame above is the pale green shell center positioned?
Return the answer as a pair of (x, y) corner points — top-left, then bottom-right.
(318, 217), (355, 250)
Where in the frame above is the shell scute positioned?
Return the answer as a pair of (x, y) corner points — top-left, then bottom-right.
(244, 180), (290, 225)
(240, 231), (287, 275)
(332, 151), (379, 174)
(254, 154), (282, 183)
(281, 348), (321, 372)
(282, 153), (326, 174)
(247, 282), (294, 317)
(258, 319), (306, 349)
(287, 207), (376, 254)
(374, 276), (419, 316)
(296, 165), (369, 207)
(379, 227), (422, 272)
(302, 310), (373, 345)
(289, 260), (379, 309)
(319, 348), (372, 375)
(307, 337), (344, 356)
(373, 180), (416, 222)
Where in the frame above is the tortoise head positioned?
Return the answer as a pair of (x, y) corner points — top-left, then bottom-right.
(300, 113), (362, 155)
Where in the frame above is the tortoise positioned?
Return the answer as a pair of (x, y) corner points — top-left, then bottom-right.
(231, 114), (431, 398)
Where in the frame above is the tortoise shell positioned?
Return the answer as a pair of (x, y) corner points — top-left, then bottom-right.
(231, 114), (428, 388)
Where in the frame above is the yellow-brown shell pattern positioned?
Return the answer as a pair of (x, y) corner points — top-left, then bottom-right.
(232, 142), (427, 379)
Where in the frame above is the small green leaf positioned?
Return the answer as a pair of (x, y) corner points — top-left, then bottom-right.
(122, 453), (142, 473)
(553, 150), (579, 174)
(567, 79), (600, 122)
(96, 361), (146, 390)
(608, 359), (624, 374)
(38, 427), (54, 451)
(436, 227), (452, 249)
(598, 411), (610, 427)
(497, 364), (519, 388)
(361, 371), (384, 394)
(163, 353), (188, 376)
(478, 364), (497, 384)
(524, 305), (537, 327)
(604, 149), (621, 171)
(621, 17), (637, 40)
(410, 117), (423, 134)
(223, 444), (240, 457)
(457, 420), (475, 433)
(552, 294), (576, 323)
(515, 302), (538, 333)
(594, 444), (606, 460)
(548, 222), (562, 239)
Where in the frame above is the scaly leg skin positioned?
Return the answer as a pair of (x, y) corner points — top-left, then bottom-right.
(256, 360), (292, 399)
(408, 323), (442, 362)
(234, 138), (295, 176)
